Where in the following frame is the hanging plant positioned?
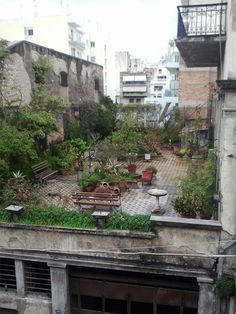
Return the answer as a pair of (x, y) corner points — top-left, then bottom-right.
(216, 276), (235, 298)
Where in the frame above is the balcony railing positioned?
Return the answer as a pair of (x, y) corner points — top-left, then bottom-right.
(177, 3), (227, 38)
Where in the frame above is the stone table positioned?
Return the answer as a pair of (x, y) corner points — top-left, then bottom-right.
(147, 189), (168, 214)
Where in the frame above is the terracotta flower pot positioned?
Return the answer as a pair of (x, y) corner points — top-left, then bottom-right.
(59, 168), (69, 176)
(127, 164), (137, 174)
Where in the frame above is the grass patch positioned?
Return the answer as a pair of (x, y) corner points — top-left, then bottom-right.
(0, 204), (96, 229)
(106, 210), (151, 232)
(0, 205), (151, 232)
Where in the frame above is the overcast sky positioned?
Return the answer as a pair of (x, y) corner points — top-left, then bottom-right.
(0, 0), (180, 62)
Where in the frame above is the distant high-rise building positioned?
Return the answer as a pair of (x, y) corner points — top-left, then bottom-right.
(0, 14), (86, 59)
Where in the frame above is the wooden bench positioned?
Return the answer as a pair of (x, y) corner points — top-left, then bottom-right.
(32, 161), (58, 183)
(72, 192), (121, 211)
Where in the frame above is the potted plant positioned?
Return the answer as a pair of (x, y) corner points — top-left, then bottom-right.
(127, 152), (137, 174)
(57, 150), (75, 175)
(144, 166), (157, 175)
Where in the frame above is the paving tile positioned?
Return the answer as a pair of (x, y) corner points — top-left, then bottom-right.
(38, 149), (188, 217)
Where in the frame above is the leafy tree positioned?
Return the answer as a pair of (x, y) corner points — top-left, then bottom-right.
(78, 97), (117, 141)
(0, 124), (37, 174)
(112, 113), (141, 164)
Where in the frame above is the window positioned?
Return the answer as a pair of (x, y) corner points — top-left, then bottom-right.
(60, 71), (68, 87)
(129, 98), (134, 103)
(131, 301), (153, 314)
(136, 98), (141, 103)
(105, 298), (127, 314)
(28, 29), (34, 36)
(95, 78), (99, 90)
(0, 258), (16, 292)
(81, 295), (102, 311)
(24, 261), (51, 296)
(175, 55), (179, 62)
(70, 29), (74, 40)
(71, 294), (79, 308)
(91, 41), (95, 47)
(158, 69), (162, 74)
(71, 48), (76, 56)
(157, 304), (180, 314)
(24, 27), (34, 38)
(91, 56), (96, 63)
(154, 86), (162, 91)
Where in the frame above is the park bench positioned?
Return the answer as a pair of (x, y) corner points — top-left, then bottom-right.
(32, 161), (58, 183)
(72, 191), (121, 211)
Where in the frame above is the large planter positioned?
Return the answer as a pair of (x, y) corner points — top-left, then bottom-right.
(141, 170), (153, 185)
(127, 164), (137, 174)
(59, 168), (69, 176)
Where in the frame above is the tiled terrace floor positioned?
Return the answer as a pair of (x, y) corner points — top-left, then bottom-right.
(39, 150), (188, 217)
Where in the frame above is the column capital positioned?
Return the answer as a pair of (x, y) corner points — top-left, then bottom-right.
(197, 277), (214, 284)
(47, 262), (67, 269)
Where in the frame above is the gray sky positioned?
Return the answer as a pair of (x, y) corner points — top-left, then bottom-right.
(0, 0), (180, 62)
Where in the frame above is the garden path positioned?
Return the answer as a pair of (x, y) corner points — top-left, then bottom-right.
(38, 149), (188, 216)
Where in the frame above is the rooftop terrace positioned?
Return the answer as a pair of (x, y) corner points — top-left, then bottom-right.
(39, 149), (188, 217)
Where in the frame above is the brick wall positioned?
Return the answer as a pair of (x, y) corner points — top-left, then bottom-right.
(179, 57), (217, 107)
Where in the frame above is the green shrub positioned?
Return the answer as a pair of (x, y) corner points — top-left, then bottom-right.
(173, 150), (217, 218)
(106, 211), (151, 232)
(145, 166), (157, 174)
(216, 276), (235, 298)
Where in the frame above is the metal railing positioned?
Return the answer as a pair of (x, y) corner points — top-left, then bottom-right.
(177, 3), (227, 37)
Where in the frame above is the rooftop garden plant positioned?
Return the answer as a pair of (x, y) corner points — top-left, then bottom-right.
(172, 149), (217, 218)
(0, 204), (151, 232)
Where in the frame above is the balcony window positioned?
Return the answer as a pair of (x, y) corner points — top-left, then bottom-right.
(91, 41), (95, 48)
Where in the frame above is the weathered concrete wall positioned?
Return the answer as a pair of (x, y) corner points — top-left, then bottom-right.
(7, 41), (103, 106)
(218, 95), (236, 235)
(0, 219), (221, 314)
(2, 41), (103, 142)
(0, 217), (221, 275)
(0, 292), (51, 314)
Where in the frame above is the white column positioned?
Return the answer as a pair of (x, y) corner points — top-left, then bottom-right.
(197, 277), (216, 314)
(48, 262), (70, 314)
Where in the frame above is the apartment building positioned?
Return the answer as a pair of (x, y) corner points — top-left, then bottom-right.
(0, 14), (86, 59)
(176, 1), (236, 312)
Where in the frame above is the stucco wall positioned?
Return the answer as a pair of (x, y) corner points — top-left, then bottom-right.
(2, 41), (103, 142)
(0, 218), (221, 274)
(0, 292), (51, 314)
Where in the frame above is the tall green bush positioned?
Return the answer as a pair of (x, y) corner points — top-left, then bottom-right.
(173, 150), (217, 217)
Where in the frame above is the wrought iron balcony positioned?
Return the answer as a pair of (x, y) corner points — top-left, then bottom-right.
(178, 3), (227, 38)
(176, 3), (227, 67)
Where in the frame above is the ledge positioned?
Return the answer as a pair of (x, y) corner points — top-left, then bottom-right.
(0, 222), (154, 239)
(150, 216), (221, 231)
